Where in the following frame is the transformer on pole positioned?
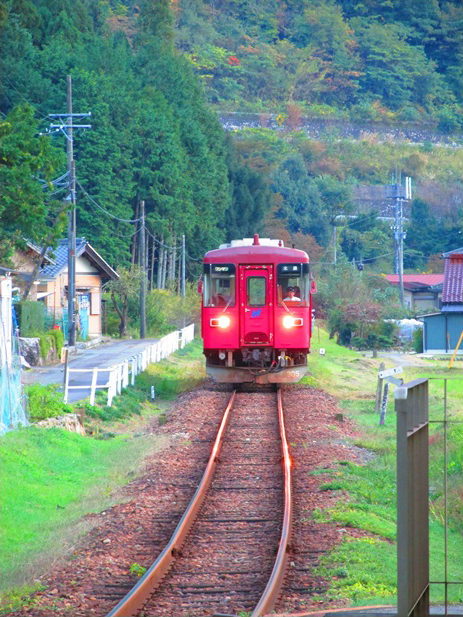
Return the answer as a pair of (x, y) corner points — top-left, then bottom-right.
(386, 175), (412, 308)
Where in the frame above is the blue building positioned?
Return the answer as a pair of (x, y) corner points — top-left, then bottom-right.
(420, 248), (463, 354)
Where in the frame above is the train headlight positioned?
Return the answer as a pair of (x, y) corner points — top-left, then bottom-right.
(283, 315), (295, 329)
(210, 316), (231, 328)
(218, 316), (230, 329)
(283, 316), (303, 329)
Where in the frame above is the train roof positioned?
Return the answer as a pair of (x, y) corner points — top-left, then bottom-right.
(204, 235), (309, 263)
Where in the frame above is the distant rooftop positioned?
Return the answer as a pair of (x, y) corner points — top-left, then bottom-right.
(442, 247), (463, 258)
(443, 252), (463, 303)
(40, 238), (118, 281)
(385, 274), (444, 289)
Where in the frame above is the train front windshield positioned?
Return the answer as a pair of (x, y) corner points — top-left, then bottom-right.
(277, 263), (310, 307)
(203, 264), (236, 307)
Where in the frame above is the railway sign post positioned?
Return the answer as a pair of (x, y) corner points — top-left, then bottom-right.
(379, 366), (403, 379)
(378, 366), (403, 425)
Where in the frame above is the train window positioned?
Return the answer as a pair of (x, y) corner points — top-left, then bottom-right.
(277, 263), (310, 307)
(247, 276), (266, 307)
(203, 264), (236, 307)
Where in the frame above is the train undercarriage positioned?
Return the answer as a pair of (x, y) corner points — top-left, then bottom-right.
(205, 348), (308, 384)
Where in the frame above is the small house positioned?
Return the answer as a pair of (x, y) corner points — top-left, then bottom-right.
(420, 248), (463, 354)
(38, 238), (118, 339)
(384, 274), (444, 312)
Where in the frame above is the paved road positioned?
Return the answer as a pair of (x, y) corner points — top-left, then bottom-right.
(23, 338), (159, 403)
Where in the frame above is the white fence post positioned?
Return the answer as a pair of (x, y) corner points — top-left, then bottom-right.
(117, 364), (123, 395)
(131, 357), (136, 385)
(64, 362), (70, 404)
(107, 369), (117, 407)
(89, 367), (98, 406)
(123, 361), (129, 388)
(62, 325), (195, 407)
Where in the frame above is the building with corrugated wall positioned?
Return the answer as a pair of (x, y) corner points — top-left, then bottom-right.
(420, 248), (463, 354)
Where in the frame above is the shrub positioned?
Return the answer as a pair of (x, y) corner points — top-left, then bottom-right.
(26, 383), (72, 421)
(49, 329), (64, 358)
(437, 106), (461, 133)
(351, 336), (368, 350)
(38, 334), (52, 359)
(17, 301), (45, 336)
(413, 327), (423, 353)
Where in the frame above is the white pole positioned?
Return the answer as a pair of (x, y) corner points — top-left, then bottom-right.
(90, 367), (98, 406)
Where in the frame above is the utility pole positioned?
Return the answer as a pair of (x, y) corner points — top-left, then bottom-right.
(386, 174), (411, 308)
(49, 75), (91, 346)
(182, 234), (186, 297)
(332, 226), (337, 265)
(139, 200), (146, 339)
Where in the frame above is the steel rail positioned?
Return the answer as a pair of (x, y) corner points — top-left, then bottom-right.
(251, 387), (293, 616)
(106, 390), (237, 617)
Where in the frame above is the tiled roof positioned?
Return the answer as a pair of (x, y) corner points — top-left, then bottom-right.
(385, 274), (444, 287)
(442, 247), (463, 258)
(40, 238), (87, 279)
(443, 253), (463, 303)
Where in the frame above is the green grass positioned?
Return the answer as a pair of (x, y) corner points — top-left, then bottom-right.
(0, 338), (206, 601)
(305, 323), (463, 606)
(0, 427), (164, 591)
(137, 338), (205, 400)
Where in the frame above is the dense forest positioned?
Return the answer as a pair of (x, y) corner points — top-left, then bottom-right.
(1, 0), (462, 293)
(172, 0), (463, 126)
(0, 0), (269, 274)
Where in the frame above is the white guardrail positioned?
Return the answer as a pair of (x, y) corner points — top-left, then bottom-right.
(64, 324), (195, 406)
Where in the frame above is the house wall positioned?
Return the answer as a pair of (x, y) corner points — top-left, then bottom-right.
(42, 257), (103, 338)
(423, 313), (463, 353)
(391, 287), (440, 311)
(413, 292), (440, 312)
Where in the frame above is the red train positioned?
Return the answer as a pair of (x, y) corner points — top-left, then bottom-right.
(199, 235), (316, 384)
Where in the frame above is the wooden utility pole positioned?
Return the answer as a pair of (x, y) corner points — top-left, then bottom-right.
(150, 234), (155, 290)
(139, 200), (146, 338)
(157, 237), (164, 289)
(131, 201), (139, 269)
(49, 76), (91, 345)
(182, 234), (186, 297)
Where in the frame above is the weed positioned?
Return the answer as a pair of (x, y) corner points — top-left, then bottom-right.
(129, 563), (147, 578)
(26, 384), (73, 421)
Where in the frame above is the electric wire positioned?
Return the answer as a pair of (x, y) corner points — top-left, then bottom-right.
(144, 227), (180, 251)
(3, 77), (50, 120)
(76, 179), (141, 223)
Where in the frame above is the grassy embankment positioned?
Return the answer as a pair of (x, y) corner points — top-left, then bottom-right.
(305, 323), (463, 606)
(0, 339), (206, 610)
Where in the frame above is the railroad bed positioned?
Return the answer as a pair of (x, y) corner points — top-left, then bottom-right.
(9, 384), (363, 617)
(108, 388), (292, 616)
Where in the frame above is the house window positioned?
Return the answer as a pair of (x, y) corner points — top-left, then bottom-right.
(90, 291), (100, 315)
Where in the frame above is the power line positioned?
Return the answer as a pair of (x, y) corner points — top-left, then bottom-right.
(186, 251), (202, 262)
(76, 179), (141, 223)
(144, 227), (180, 251)
(3, 77), (50, 120)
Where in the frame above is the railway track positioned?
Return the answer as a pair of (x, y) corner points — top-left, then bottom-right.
(107, 387), (293, 617)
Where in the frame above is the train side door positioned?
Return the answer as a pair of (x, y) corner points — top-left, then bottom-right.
(239, 266), (273, 346)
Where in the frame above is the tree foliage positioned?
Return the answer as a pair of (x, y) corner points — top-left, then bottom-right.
(0, 0), (270, 274)
(173, 0), (463, 120)
(0, 104), (65, 263)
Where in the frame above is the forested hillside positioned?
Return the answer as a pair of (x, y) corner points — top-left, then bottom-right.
(172, 0), (463, 127)
(0, 0), (269, 270)
(1, 0), (462, 285)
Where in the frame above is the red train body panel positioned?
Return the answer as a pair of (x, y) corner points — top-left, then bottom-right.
(200, 235), (314, 384)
